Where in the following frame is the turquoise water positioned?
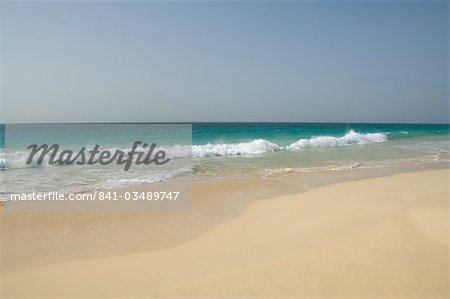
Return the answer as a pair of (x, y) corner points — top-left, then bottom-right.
(1, 123), (449, 195)
(190, 123), (450, 176)
(192, 123), (449, 145)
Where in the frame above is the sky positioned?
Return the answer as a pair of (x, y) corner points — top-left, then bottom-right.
(1, 1), (449, 123)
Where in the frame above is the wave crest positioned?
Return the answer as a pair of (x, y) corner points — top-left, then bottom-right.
(287, 129), (387, 150)
(191, 139), (280, 157)
(0, 130), (388, 169)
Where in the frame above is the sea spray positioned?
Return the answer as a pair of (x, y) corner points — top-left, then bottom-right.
(2, 130), (390, 169)
(287, 129), (387, 150)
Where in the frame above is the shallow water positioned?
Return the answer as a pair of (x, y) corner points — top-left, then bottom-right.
(1, 123), (449, 195)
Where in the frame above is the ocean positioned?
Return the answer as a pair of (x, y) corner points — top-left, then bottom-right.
(1, 123), (449, 196)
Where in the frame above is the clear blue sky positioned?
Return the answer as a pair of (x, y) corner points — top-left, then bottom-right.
(1, 1), (449, 123)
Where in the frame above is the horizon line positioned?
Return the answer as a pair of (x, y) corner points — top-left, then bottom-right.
(1, 121), (449, 125)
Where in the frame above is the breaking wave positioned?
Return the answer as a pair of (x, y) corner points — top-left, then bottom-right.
(191, 139), (280, 157)
(1, 130), (388, 169)
(189, 129), (387, 157)
(287, 129), (387, 150)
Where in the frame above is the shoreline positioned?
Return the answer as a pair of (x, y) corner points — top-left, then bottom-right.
(1, 168), (448, 298)
(1, 162), (449, 270)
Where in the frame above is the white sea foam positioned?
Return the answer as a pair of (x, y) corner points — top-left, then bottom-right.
(260, 163), (363, 176)
(0, 130), (390, 169)
(191, 139), (280, 157)
(75, 167), (192, 192)
(172, 130), (388, 158)
(287, 129), (387, 150)
(0, 150), (51, 169)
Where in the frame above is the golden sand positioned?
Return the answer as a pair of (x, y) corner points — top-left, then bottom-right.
(1, 169), (449, 298)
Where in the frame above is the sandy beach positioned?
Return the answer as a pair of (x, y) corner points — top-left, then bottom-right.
(2, 0), (449, 297)
(1, 168), (448, 298)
